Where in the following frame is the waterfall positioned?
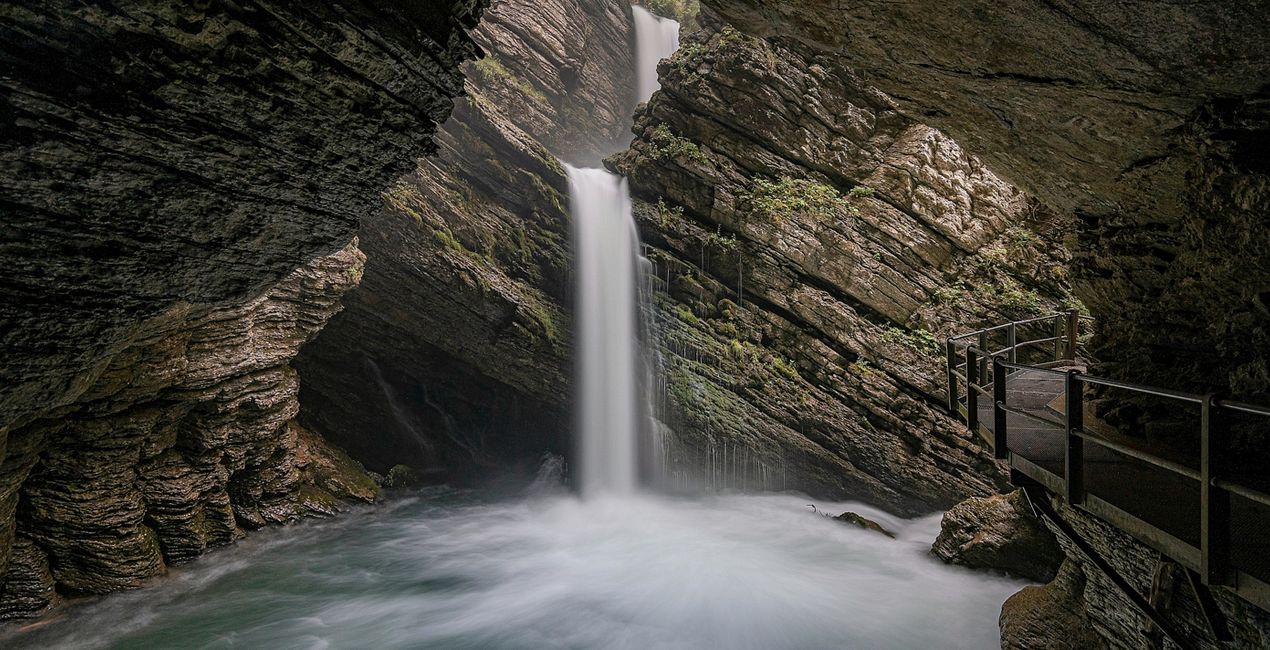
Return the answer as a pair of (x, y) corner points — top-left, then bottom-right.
(569, 166), (643, 495)
(569, 7), (679, 496)
(632, 6), (680, 101)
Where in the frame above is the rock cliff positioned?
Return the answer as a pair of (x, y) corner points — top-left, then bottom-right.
(610, 23), (1081, 513)
(0, 0), (483, 618)
(701, 0), (1270, 400)
(296, 0), (636, 479)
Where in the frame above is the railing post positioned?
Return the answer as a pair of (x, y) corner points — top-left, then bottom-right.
(977, 332), (989, 387)
(1066, 309), (1080, 360)
(966, 345), (979, 432)
(1007, 322), (1017, 364)
(993, 355), (1008, 460)
(1065, 369), (1085, 504)
(946, 339), (958, 416)
(1201, 394), (1231, 586)
(1052, 314), (1063, 361)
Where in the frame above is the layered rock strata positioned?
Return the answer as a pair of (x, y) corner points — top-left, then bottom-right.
(610, 24), (1082, 514)
(295, 0), (639, 478)
(0, 0), (483, 618)
(1, 242), (379, 618)
(701, 0), (1270, 399)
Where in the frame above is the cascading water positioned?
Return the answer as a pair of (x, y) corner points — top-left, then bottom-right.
(569, 166), (643, 495)
(569, 4), (680, 496)
(632, 6), (680, 100)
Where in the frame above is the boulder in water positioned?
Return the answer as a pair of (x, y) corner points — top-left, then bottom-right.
(931, 490), (1063, 582)
(833, 511), (896, 539)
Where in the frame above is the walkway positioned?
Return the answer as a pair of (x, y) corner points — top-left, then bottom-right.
(946, 312), (1270, 620)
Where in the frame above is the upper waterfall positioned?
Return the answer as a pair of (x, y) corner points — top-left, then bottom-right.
(632, 6), (681, 101)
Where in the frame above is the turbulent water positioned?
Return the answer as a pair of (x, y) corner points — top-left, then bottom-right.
(10, 489), (1023, 649)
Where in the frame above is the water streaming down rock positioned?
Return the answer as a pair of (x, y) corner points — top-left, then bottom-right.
(632, 6), (680, 100)
(569, 7), (680, 496)
(569, 166), (646, 495)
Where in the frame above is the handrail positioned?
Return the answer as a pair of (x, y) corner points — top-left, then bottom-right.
(946, 310), (1270, 617)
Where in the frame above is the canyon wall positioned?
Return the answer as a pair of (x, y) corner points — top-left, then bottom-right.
(701, 0), (1270, 400)
(0, 0), (484, 617)
(297, 0), (1084, 515)
(295, 0), (636, 480)
(612, 21), (1080, 514)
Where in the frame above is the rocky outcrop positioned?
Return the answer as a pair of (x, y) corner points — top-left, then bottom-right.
(609, 23), (1081, 514)
(1039, 497), (1270, 649)
(931, 490), (1063, 582)
(297, 2), (1085, 512)
(296, 0), (637, 478)
(0, 0), (483, 617)
(1000, 559), (1107, 650)
(0, 1), (484, 436)
(1, 242), (379, 617)
(701, 0), (1270, 400)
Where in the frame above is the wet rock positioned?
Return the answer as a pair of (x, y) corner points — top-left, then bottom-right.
(296, 0), (639, 476)
(0, 538), (59, 620)
(1, 241), (380, 615)
(385, 465), (421, 489)
(834, 512), (896, 539)
(999, 559), (1107, 650)
(609, 23), (1079, 513)
(931, 490), (1063, 583)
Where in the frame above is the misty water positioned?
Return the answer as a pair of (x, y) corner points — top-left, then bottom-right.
(11, 487), (1024, 649)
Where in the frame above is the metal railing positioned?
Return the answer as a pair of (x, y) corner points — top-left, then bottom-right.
(946, 311), (1270, 616)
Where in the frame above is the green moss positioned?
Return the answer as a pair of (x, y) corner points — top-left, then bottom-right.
(881, 326), (942, 357)
(847, 185), (875, 199)
(770, 355), (800, 381)
(385, 464), (418, 489)
(432, 228), (465, 254)
(657, 198), (684, 229)
(647, 124), (708, 165)
(647, 0), (699, 26)
(674, 303), (701, 325)
(748, 176), (853, 224)
(703, 226), (738, 252)
(472, 55), (548, 105)
(525, 301), (562, 347)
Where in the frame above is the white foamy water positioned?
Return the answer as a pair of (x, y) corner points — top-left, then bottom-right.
(632, 6), (680, 101)
(568, 166), (646, 495)
(7, 491), (1023, 649)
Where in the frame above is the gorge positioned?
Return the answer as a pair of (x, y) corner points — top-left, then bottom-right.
(1, 1), (1267, 648)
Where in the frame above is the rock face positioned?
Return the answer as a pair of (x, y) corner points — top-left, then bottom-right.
(1000, 559), (1107, 650)
(0, 0), (483, 618)
(296, 0), (637, 478)
(1040, 497), (1270, 649)
(0, 1), (485, 435)
(0, 242), (380, 617)
(931, 490), (1063, 583)
(610, 23), (1081, 513)
(701, 0), (1270, 400)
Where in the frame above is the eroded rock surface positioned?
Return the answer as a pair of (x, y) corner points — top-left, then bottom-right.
(701, 0), (1270, 400)
(0, 0), (484, 617)
(1000, 559), (1107, 650)
(931, 490), (1063, 583)
(296, 0), (636, 478)
(1, 242), (379, 617)
(609, 23), (1081, 513)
